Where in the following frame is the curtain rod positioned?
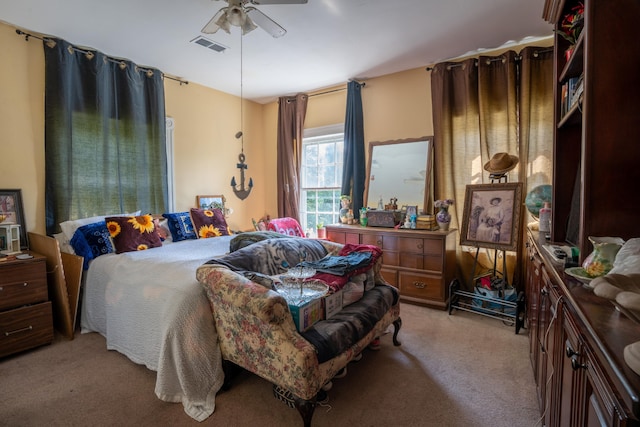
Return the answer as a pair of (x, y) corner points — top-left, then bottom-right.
(309, 81), (366, 98)
(426, 47), (553, 71)
(15, 29), (188, 86)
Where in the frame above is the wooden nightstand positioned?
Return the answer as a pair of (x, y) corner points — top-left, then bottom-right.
(0, 252), (54, 357)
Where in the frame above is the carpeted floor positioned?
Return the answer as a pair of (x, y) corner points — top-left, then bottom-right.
(0, 303), (541, 427)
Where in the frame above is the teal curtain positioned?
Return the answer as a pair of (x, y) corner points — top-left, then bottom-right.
(44, 38), (167, 234)
(341, 81), (365, 219)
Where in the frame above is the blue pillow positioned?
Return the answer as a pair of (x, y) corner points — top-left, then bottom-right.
(70, 221), (114, 269)
(162, 212), (197, 241)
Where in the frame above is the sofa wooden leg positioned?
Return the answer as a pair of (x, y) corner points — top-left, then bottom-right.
(293, 396), (316, 427)
(392, 317), (402, 346)
(221, 360), (241, 391)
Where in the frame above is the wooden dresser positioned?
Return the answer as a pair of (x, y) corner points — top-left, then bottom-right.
(326, 224), (457, 309)
(0, 252), (54, 358)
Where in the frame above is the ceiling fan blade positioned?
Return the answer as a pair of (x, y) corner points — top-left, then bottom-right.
(201, 9), (228, 34)
(246, 7), (286, 38)
(250, 0), (307, 4)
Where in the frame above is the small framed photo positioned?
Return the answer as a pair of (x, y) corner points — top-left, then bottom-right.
(0, 189), (28, 250)
(460, 183), (523, 252)
(196, 195), (226, 212)
(406, 205), (418, 217)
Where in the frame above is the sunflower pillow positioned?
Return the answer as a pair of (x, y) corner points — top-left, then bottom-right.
(106, 214), (163, 253)
(190, 208), (231, 239)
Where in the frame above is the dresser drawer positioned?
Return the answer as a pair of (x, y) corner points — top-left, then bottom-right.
(327, 230), (360, 245)
(398, 253), (443, 271)
(397, 237), (442, 254)
(0, 302), (54, 357)
(0, 262), (48, 311)
(381, 250), (399, 266)
(398, 272), (443, 300)
(380, 267), (398, 286)
(360, 234), (398, 251)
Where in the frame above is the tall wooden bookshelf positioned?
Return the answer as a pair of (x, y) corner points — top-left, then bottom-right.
(544, 0), (640, 260)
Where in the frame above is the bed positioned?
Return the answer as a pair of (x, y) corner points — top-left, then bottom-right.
(80, 235), (234, 421)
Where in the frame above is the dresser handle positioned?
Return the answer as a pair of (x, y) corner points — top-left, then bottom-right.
(377, 240), (382, 246)
(414, 281), (426, 289)
(417, 243), (423, 249)
(5, 325), (33, 336)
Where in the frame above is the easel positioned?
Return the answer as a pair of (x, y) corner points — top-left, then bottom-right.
(448, 172), (525, 333)
(469, 172), (509, 290)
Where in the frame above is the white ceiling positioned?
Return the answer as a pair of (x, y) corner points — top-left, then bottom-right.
(1, 0), (552, 104)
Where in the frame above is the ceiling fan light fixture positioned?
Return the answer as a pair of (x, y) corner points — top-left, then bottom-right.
(214, 12), (231, 34)
(241, 16), (258, 35)
(226, 6), (246, 27)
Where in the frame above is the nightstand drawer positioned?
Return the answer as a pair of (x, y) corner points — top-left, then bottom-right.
(0, 302), (53, 357)
(0, 263), (48, 311)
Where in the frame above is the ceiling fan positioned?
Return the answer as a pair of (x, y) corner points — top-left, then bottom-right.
(201, 0), (308, 38)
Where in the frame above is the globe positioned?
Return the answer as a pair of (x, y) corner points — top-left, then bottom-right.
(525, 185), (552, 220)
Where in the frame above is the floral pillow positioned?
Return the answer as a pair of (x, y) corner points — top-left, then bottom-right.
(162, 212), (197, 242)
(190, 208), (231, 239)
(69, 221), (114, 269)
(105, 214), (162, 253)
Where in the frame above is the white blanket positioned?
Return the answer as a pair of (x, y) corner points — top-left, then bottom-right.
(80, 236), (233, 421)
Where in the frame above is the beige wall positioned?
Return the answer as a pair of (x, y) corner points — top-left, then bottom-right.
(0, 23), (46, 234)
(0, 21), (268, 234)
(260, 67), (434, 213)
(164, 80), (267, 232)
(0, 19), (550, 237)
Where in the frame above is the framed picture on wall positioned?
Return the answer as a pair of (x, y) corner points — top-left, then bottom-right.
(196, 195), (226, 212)
(460, 183), (523, 252)
(0, 189), (29, 250)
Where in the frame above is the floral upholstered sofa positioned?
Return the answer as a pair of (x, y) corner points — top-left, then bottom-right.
(196, 236), (401, 426)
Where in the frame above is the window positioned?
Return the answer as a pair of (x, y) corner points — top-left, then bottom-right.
(299, 124), (344, 233)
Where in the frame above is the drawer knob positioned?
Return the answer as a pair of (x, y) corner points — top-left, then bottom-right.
(417, 243), (423, 249)
(5, 325), (33, 336)
(566, 342), (578, 358)
(23, 282), (28, 287)
(414, 281), (426, 289)
(571, 356), (587, 371)
(377, 240), (382, 246)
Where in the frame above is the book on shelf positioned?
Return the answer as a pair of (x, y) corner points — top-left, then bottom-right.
(561, 74), (584, 117)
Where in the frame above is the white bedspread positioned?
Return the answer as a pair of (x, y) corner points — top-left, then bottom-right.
(80, 236), (234, 421)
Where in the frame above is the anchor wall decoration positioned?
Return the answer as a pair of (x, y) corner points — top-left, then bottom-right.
(230, 131), (253, 200)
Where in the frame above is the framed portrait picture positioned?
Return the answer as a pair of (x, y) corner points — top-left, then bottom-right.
(460, 183), (523, 252)
(0, 189), (28, 250)
(196, 195), (226, 213)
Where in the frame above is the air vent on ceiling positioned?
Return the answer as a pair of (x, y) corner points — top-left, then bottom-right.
(190, 36), (228, 53)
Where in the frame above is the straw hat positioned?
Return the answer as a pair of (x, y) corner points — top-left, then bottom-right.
(484, 152), (519, 174)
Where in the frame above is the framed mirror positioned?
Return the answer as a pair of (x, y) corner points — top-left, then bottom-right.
(364, 137), (433, 214)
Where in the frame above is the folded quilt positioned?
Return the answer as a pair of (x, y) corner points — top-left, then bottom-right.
(203, 237), (328, 277)
(298, 251), (372, 275)
(229, 231), (291, 252)
(300, 284), (399, 363)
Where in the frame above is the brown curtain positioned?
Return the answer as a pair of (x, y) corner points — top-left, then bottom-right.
(276, 93), (308, 219)
(431, 47), (553, 289)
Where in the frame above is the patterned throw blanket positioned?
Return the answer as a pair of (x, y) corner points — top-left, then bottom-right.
(203, 237), (329, 288)
(203, 236), (398, 363)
